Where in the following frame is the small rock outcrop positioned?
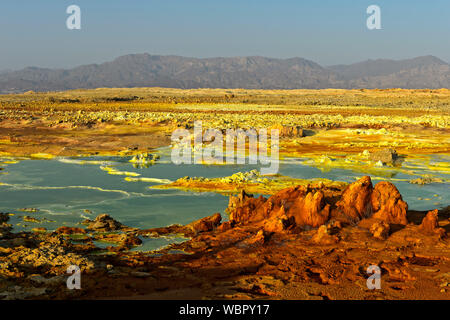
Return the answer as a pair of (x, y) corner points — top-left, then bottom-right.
(419, 209), (446, 237)
(369, 148), (400, 165)
(244, 229), (269, 246)
(280, 126), (305, 138)
(0, 212), (9, 223)
(187, 213), (222, 233)
(84, 214), (124, 231)
(370, 220), (390, 240)
(94, 233), (142, 247)
(139, 213), (222, 237)
(217, 221), (233, 232)
(312, 225), (339, 244)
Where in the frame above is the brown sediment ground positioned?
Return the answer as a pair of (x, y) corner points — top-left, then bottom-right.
(0, 119), (171, 157)
(0, 88), (449, 300)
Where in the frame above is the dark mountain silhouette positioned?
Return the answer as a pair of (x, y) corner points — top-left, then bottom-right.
(328, 55), (450, 89)
(0, 54), (448, 93)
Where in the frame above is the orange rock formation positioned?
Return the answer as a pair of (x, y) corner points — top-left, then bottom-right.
(227, 176), (409, 233)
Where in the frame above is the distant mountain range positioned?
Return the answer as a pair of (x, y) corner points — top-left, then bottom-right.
(0, 54), (449, 93)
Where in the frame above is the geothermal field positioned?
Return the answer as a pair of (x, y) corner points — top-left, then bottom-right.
(0, 88), (449, 299)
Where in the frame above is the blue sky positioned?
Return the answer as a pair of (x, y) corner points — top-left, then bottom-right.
(0, 0), (449, 70)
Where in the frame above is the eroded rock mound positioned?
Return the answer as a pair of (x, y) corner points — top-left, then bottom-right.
(334, 176), (373, 222)
(229, 194), (267, 224)
(289, 189), (330, 227)
(229, 185), (331, 229)
(226, 176), (410, 235)
(371, 182), (408, 225)
(227, 190), (255, 214)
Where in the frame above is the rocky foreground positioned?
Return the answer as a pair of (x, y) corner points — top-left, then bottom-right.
(0, 176), (449, 300)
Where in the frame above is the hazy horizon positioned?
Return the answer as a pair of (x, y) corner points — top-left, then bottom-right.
(1, 0), (449, 70)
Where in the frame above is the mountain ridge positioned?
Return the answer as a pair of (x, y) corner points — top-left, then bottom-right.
(0, 54), (448, 93)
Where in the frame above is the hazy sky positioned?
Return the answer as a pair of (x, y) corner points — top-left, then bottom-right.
(0, 0), (449, 70)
